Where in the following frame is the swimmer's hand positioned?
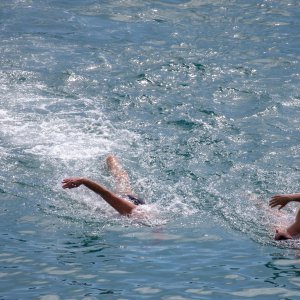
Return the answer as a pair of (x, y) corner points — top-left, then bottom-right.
(269, 195), (292, 210)
(62, 177), (84, 189)
(274, 229), (292, 241)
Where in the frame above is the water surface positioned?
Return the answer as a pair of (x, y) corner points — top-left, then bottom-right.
(1, 0), (300, 299)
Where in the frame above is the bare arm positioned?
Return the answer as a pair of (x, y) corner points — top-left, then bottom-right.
(62, 177), (136, 216)
(269, 193), (300, 210)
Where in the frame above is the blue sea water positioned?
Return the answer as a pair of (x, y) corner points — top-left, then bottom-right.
(1, 0), (300, 299)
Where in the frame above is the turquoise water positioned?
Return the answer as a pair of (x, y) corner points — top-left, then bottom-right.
(1, 0), (300, 299)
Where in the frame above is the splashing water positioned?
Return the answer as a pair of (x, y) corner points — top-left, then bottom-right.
(1, 0), (300, 250)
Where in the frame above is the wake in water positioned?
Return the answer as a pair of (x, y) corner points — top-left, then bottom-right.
(57, 154), (167, 228)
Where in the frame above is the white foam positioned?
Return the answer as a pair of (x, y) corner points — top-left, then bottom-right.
(0, 95), (136, 160)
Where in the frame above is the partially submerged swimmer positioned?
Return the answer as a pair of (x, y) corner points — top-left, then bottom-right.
(269, 193), (300, 240)
(62, 155), (145, 216)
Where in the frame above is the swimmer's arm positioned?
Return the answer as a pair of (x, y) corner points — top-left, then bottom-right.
(62, 177), (136, 216)
(269, 193), (300, 210)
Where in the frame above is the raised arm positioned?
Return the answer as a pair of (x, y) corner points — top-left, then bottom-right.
(269, 193), (300, 210)
(62, 177), (136, 216)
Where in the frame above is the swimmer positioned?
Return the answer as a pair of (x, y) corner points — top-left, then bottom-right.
(62, 155), (145, 216)
(269, 193), (300, 240)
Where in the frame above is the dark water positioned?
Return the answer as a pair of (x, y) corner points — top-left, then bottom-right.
(1, 0), (300, 299)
